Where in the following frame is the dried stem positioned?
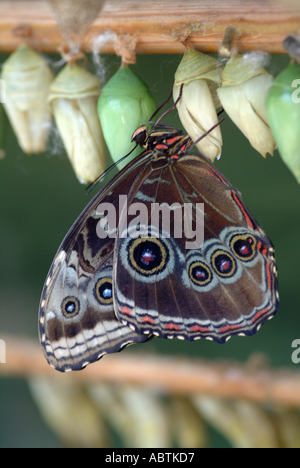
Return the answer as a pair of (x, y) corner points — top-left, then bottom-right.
(0, 0), (299, 54)
(1, 334), (300, 408)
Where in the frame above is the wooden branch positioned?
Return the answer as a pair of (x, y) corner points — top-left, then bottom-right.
(2, 335), (300, 408)
(0, 0), (299, 54)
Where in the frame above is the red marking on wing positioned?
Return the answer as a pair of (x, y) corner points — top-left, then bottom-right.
(232, 193), (255, 229)
(142, 315), (155, 324)
(190, 324), (211, 333)
(120, 306), (132, 316)
(265, 261), (273, 290)
(165, 323), (182, 331)
(199, 167), (222, 182)
(251, 304), (271, 323)
(257, 241), (270, 259)
(218, 323), (243, 333)
(156, 143), (168, 150)
(257, 242), (268, 257)
(209, 166), (228, 184)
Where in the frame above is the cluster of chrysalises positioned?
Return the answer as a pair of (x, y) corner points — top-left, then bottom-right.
(2, 34), (299, 184)
(172, 38), (300, 184)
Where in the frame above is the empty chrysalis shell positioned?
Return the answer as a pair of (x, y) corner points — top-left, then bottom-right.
(217, 54), (276, 158)
(173, 49), (223, 162)
(1, 44), (54, 154)
(97, 66), (156, 170)
(48, 63), (105, 184)
(266, 62), (300, 183)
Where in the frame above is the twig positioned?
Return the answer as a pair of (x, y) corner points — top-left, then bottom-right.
(0, 0), (299, 54)
(1, 334), (300, 407)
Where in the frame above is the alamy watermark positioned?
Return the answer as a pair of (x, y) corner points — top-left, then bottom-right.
(291, 339), (300, 364)
(0, 79), (6, 104)
(96, 195), (205, 249)
(291, 79), (300, 103)
(0, 339), (6, 363)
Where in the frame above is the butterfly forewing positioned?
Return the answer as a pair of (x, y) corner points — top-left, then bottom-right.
(39, 155), (154, 372)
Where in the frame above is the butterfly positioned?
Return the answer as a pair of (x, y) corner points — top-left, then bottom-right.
(39, 119), (279, 372)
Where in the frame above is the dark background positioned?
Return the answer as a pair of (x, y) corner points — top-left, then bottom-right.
(0, 51), (299, 447)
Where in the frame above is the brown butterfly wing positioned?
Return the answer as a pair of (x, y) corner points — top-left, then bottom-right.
(39, 154), (153, 372)
(113, 153), (279, 343)
(39, 143), (279, 371)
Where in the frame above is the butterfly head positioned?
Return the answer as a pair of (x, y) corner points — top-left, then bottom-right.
(131, 125), (149, 148)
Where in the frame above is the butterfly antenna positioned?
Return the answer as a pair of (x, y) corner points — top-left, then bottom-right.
(152, 83), (183, 129)
(86, 143), (138, 195)
(188, 116), (225, 152)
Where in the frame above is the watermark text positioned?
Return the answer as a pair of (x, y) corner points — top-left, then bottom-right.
(96, 195), (204, 249)
(292, 79), (300, 103)
(0, 339), (6, 363)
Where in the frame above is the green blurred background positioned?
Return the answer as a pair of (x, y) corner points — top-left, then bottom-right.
(0, 51), (299, 447)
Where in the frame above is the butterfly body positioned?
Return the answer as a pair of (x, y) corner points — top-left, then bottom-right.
(39, 125), (279, 372)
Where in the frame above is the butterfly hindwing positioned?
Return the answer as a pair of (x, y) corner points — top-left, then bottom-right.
(113, 153), (278, 343)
